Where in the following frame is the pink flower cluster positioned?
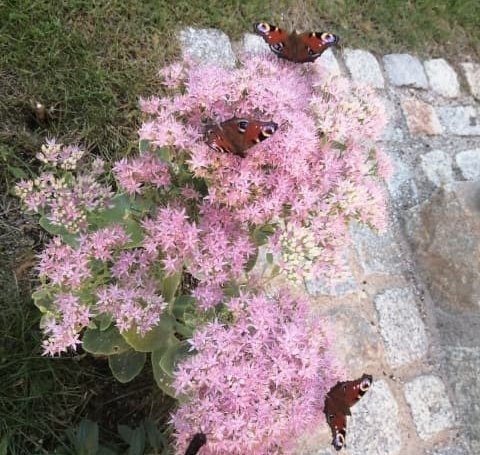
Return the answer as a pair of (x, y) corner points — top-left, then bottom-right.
(37, 226), (166, 354)
(140, 54), (390, 282)
(172, 290), (342, 455)
(143, 205), (254, 309)
(113, 153), (171, 195)
(15, 140), (113, 233)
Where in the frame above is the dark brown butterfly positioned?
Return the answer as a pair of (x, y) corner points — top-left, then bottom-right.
(205, 117), (278, 158)
(254, 22), (338, 63)
(184, 432), (207, 455)
(323, 374), (372, 451)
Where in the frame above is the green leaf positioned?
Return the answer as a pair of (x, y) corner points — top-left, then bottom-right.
(161, 272), (181, 303)
(91, 193), (130, 226)
(39, 216), (78, 246)
(82, 326), (130, 355)
(266, 252), (273, 264)
(75, 419), (99, 455)
(244, 247), (258, 272)
(144, 419), (167, 450)
(151, 348), (176, 398)
(122, 314), (176, 352)
(97, 446), (119, 455)
(139, 139), (150, 153)
(117, 424), (133, 443)
(159, 340), (190, 377)
(172, 295), (195, 320)
(108, 350), (146, 383)
(32, 288), (54, 313)
(126, 427), (146, 455)
(7, 164), (28, 179)
(252, 224), (275, 247)
(152, 337), (191, 398)
(0, 436), (8, 455)
(97, 313), (113, 331)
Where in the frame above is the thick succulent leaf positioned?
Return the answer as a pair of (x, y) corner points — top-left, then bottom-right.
(82, 326), (130, 355)
(108, 350), (146, 383)
(122, 314), (176, 353)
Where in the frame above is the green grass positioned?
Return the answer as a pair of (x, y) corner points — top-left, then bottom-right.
(0, 0), (479, 452)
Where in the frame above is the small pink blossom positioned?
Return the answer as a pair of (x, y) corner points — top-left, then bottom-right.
(172, 290), (342, 455)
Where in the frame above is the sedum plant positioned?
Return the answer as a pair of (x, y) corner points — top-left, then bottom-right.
(15, 53), (390, 454)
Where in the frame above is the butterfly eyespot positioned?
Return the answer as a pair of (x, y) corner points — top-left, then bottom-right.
(333, 432), (345, 449)
(321, 32), (337, 44)
(271, 42), (284, 52)
(256, 22), (271, 33)
(237, 120), (249, 133)
(360, 377), (372, 391)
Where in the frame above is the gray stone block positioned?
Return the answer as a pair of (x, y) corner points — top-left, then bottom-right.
(461, 62), (480, 100)
(179, 27), (236, 68)
(456, 149), (480, 180)
(348, 380), (402, 455)
(374, 288), (428, 367)
(404, 375), (454, 440)
(420, 150), (454, 187)
(242, 33), (270, 55)
(314, 48), (342, 78)
(437, 106), (480, 136)
(424, 58), (460, 98)
(344, 49), (385, 88)
(350, 223), (406, 275)
(383, 53), (429, 89)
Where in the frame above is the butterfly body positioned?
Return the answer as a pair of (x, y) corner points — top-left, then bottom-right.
(254, 22), (338, 63)
(205, 117), (278, 158)
(184, 432), (207, 455)
(324, 374), (372, 451)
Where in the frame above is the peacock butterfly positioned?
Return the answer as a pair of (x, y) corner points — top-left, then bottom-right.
(205, 117), (278, 158)
(184, 432), (207, 455)
(254, 22), (338, 63)
(324, 374), (373, 451)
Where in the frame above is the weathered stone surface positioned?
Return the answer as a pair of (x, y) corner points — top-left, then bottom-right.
(380, 98), (405, 142)
(314, 48), (342, 77)
(344, 49), (384, 88)
(437, 106), (480, 136)
(374, 288), (428, 367)
(405, 182), (480, 310)
(456, 149), (480, 180)
(323, 304), (384, 374)
(242, 32), (270, 55)
(404, 375), (454, 440)
(424, 58), (460, 98)
(350, 223), (406, 275)
(348, 380), (402, 455)
(429, 440), (470, 455)
(306, 265), (356, 297)
(383, 53), (429, 89)
(461, 62), (480, 100)
(442, 346), (480, 453)
(386, 153), (419, 204)
(401, 97), (443, 135)
(179, 28), (236, 68)
(420, 150), (454, 187)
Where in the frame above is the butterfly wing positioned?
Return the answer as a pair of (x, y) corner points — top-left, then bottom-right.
(324, 374), (373, 451)
(253, 22), (290, 60)
(205, 117), (278, 158)
(297, 32), (339, 62)
(184, 433), (207, 455)
(254, 23), (338, 63)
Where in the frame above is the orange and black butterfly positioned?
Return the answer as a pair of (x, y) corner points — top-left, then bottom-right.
(254, 22), (338, 63)
(205, 117), (278, 158)
(324, 374), (372, 451)
(184, 432), (206, 455)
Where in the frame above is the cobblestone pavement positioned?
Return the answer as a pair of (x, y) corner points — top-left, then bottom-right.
(179, 28), (480, 455)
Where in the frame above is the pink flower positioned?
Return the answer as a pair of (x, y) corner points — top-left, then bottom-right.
(172, 289), (342, 455)
(113, 154), (171, 194)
